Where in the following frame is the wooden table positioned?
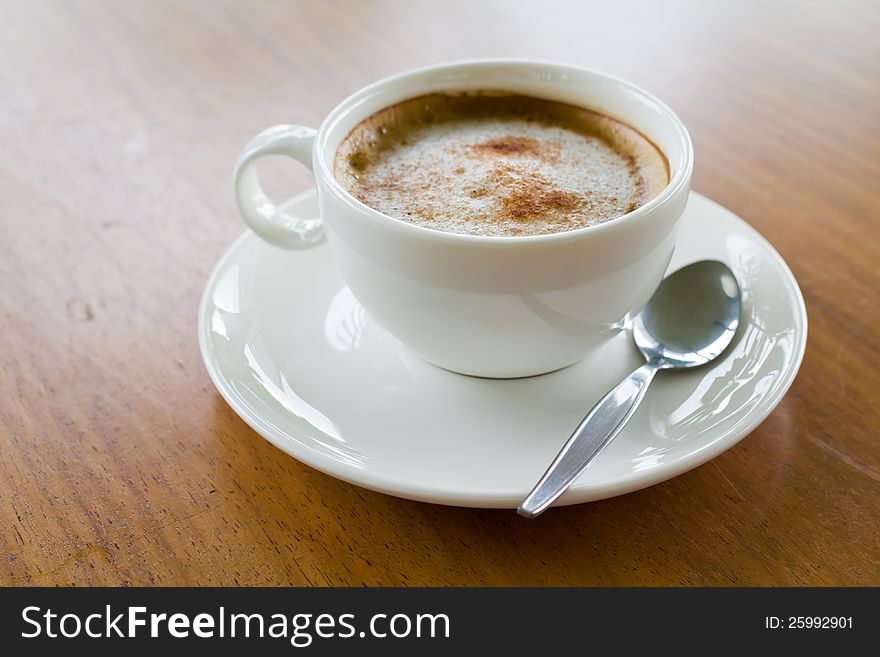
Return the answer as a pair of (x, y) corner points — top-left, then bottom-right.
(2, 0), (878, 586)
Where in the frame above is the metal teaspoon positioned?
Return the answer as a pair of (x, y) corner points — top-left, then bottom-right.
(518, 260), (742, 518)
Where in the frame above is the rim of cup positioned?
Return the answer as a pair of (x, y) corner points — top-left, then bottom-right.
(315, 58), (694, 246)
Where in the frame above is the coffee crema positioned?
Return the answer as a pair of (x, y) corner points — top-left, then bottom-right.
(334, 92), (669, 237)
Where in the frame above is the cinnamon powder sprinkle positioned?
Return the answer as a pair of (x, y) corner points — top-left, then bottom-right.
(471, 135), (541, 157)
(499, 176), (582, 221)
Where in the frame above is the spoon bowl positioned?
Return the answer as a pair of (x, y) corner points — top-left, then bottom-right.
(634, 260), (741, 368)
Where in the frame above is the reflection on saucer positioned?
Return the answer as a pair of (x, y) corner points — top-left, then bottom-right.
(324, 286), (366, 352)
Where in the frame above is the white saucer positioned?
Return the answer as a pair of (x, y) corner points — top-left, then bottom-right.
(199, 192), (807, 508)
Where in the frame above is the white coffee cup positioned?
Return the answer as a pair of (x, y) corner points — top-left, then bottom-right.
(234, 59), (693, 378)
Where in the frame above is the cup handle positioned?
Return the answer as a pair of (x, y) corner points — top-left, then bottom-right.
(233, 124), (324, 248)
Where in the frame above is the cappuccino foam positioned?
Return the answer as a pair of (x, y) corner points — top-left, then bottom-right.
(334, 93), (669, 237)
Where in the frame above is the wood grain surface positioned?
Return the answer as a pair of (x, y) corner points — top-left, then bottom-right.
(1, 0), (878, 586)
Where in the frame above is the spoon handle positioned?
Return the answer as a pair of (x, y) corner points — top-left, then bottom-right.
(518, 362), (659, 518)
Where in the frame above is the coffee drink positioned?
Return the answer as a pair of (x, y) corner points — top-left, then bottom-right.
(334, 92), (669, 237)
